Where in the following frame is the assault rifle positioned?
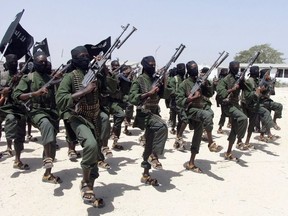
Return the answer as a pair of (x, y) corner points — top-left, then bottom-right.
(152, 43), (186, 88)
(269, 69), (278, 95)
(258, 67), (276, 88)
(224, 51), (260, 102)
(23, 63), (71, 111)
(0, 58), (32, 106)
(186, 51), (229, 110)
(81, 24), (137, 87)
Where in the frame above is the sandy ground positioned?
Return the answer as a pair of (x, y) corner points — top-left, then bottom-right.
(0, 88), (287, 216)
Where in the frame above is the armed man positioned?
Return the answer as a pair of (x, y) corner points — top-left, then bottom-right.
(176, 61), (222, 173)
(0, 54), (28, 170)
(241, 66), (276, 148)
(129, 55), (171, 186)
(216, 61), (248, 161)
(56, 46), (105, 207)
(13, 51), (61, 183)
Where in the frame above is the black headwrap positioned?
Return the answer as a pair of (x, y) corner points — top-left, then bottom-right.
(33, 51), (47, 73)
(219, 68), (228, 78)
(201, 67), (209, 74)
(229, 61), (240, 75)
(71, 46), (90, 71)
(249, 66), (260, 78)
(176, 63), (185, 77)
(141, 56), (156, 75)
(260, 68), (269, 79)
(186, 60), (198, 77)
(4, 54), (18, 72)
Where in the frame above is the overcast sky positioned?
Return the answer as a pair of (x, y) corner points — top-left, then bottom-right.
(0, 0), (287, 69)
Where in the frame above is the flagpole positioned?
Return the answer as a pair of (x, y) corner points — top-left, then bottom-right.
(0, 42), (10, 62)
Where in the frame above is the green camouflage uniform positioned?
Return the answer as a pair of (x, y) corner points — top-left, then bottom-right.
(13, 71), (59, 160)
(176, 77), (214, 154)
(216, 73), (248, 144)
(129, 73), (170, 169)
(0, 70), (26, 154)
(259, 84), (282, 120)
(56, 69), (103, 179)
(167, 74), (183, 130)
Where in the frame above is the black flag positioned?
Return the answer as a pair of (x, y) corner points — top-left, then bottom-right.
(84, 37), (111, 60)
(33, 38), (50, 57)
(1, 24), (34, 60)
(0, 9), (24, 52)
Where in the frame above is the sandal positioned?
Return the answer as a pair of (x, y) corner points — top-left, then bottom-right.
(13, 161), (30, 170)
(273, 124), (281, 130)
(267, 134), (280, 141)
(236, 142), (249, 151)
(112, 144), (124, 151)
(141, 174), (159, 186)
(138, 136), (146, 147)
(26, 135), (38, 142)
(208, 142), (223, 152)
(68, 150), (81, 160)
(101, 147), (113, 158)
(123, 129), (132, 136)
(224, 152), (239, 162)
(2, 148), (13, 158)
(80, 182), (95, 202)
(43, 157), (53, 169)
(98, 160), (111, 169)
(42, 174), (62, 184)
(217, 128), (224, 134)
(170, 129), (176, 135)
(91, 198), (105, 208)
(258, 135), (269, 142)
(147, 155), (162, 170)
(185, 163), (203, 173)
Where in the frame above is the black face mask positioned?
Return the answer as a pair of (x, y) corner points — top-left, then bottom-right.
(177, 69), (185, 78)
(72, 56), (90, 71)
(33, 61), (47, 73)
(187, 68), (198, 77)
(5, 62), (18, 73)
(145, 65), (156, 75)
(230, 67), (239, 75)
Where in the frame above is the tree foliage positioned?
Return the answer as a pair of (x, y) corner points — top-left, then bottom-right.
(234, 44), (285, 64)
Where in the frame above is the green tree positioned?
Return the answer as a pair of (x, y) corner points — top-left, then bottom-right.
(234, 44), (285, 64)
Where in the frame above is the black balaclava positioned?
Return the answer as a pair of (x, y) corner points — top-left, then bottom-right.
(249, 66), (260, 78)
(229, 61), (240, 76)
(260, 68), (269, 79)
(71, 46), (90, 71)
(141, 56), (156, 76)
(186, 61), (198, 77)
(201, 67), (209, 74)
(33, 51), (48, 73)
(111, 60), (120, 71)
(219, 68), (228, 78)
(176, 63), (186, 78)
(4, 54), (18, 73)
